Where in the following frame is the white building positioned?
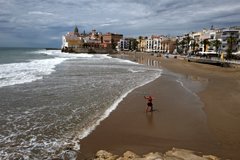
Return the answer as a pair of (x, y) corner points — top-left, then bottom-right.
(146, 35), (163, 52)
(118, 38), (130, 51)
(221, 29), (239, 53)
(188, 28), (222, 54)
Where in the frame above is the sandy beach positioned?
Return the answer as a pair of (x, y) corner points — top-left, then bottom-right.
(77, 53), (240, 160)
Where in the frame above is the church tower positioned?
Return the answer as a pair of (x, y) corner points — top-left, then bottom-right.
(73, 26), (80, 37)
(74, 26), (79, 33)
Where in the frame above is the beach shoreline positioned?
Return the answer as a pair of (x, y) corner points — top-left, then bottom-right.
(77, 53), (240, 160)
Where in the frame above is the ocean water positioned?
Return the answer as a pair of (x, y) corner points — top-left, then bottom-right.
(0, 48), (162, 159)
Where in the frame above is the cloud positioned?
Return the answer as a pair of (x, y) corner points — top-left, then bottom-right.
(28, 11), (54, 16)
(0, 0), (239, 47)
(49, 36), (60, 40)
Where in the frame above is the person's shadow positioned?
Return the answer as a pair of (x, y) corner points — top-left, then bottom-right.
(145, 108), (159, 126)
(146, 111), (153, 125)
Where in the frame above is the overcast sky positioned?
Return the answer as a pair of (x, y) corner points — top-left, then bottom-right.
(0, 0), (239, 48)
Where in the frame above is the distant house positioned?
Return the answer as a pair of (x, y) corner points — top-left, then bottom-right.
(62, 26), (84, 50)
(221, 29), (239, 54)
(200, 28), (222, 52)
(117, 38), (138, 51)
(118, 38), (129, 51)
(146, 35), (162, 53)
(137, 36), (147, 52)
(146, 35), (175, 53)
(102, 32), (123, 49)
(161, 37), (176, 54)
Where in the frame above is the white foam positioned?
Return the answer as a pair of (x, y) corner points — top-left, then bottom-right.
(92, 54), (112, 59)
(176, 79), (198, 97)
(0, 57), (67, 87)
(30, 49), (95, 59)
(115, 58), (140, 64)
(128, 68), (145, 73)
(0, 51), (163, 159)
(44, 50), (96, 59)
(58, 52), (94, 58)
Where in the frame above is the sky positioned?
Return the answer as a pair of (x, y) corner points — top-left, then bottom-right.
(0, 0), (240, 48)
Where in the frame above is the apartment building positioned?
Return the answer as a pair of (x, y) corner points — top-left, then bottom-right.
(221, 29), (239, 53)
(137, 36), (147, 52)
(117, 38), (138, 51)
(102, 33), (123, 49)
(146, 35), (162, 52)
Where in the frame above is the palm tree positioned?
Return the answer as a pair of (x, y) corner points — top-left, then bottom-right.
(190, 39), (199, 54)
(138, 36), (143, 51)
(131, 39), (138, 51)
(212, 39), (222, 55)
(111, 38), (115, 50)
(175, 39), (180, 53)
(184, 35), (192, 53)
(201, 39), (210, 52)
(226, 35), (238, 59)
(180, 39), (186, 54)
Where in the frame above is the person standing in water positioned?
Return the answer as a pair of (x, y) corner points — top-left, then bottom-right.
(144, 96), (153, 112)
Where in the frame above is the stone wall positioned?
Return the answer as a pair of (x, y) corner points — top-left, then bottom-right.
(61, 48), (116, 54)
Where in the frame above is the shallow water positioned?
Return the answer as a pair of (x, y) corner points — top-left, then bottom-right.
(0, 49), (162, 159)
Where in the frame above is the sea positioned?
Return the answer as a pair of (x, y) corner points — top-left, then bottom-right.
(0, 48), (162, 159)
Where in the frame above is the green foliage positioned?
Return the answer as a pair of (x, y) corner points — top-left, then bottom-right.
(190, 39), (199, 53)
(211, 40), (221, 54)
(226, 35), (238, 59)
(201, 39), (210, 52)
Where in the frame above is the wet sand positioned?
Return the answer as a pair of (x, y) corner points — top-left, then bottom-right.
(78, 54), (240, 159)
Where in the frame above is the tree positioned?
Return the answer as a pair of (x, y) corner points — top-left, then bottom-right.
(226, 35), (238, 59)
(138, 36), (143, 51)
(190, 39), (199, 54)
(212, 39), (222, 55)
(135, 40), (139, 51)
(184, 35), (192, 53)
(111, 38), (115, 50)
(131, 39), (138, 51)
(175, 39), (180, 53)
(179, 39), (186, 54)
(201, 39), (210, 52)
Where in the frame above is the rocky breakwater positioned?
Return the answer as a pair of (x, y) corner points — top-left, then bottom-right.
(94, 148), (220, 160)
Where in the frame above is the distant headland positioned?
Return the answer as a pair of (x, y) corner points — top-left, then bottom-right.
(61, 26), (122, 54)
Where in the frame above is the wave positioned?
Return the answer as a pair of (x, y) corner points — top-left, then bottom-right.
(176, 79), (198, 97)
(0, 57), (68, 88)
(0, 49), (113, 88)
(115, 58), (140, 64)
